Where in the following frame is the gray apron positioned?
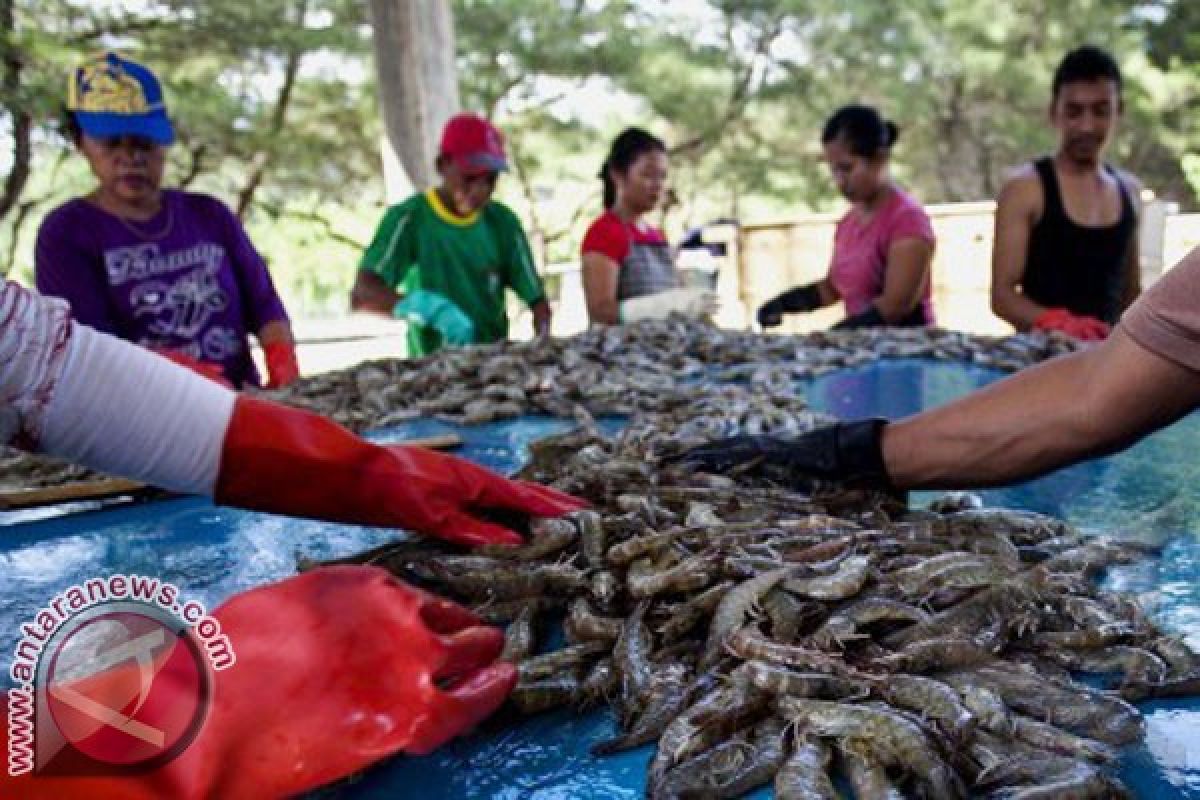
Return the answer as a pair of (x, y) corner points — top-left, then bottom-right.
(615, 224), (679, 301)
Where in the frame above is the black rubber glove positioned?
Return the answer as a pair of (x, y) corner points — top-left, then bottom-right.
(666, 419), (891, 488)
(833, 305), (885, 329)
(756, 283), (823, 328)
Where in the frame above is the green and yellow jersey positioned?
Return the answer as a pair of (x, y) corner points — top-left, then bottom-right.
(360, 189), (546, 356)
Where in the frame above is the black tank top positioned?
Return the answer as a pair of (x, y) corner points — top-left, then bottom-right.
(1022, 157), (1136, 324)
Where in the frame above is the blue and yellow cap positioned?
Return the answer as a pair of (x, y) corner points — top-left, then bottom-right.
(66, 52), (174, 145)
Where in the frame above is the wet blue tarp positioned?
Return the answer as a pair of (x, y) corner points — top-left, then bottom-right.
(1, 359), (1197, 797)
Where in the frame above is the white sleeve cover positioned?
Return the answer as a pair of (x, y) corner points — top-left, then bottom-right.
(40, 322), (237, 496)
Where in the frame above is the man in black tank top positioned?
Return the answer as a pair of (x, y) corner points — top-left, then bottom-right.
(991, 46), (1141, 340)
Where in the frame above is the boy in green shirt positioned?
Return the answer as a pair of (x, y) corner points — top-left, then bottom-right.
(352, 113), (551, 356)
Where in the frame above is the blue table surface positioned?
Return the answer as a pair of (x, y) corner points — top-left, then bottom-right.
(2, 359), (1197, 798)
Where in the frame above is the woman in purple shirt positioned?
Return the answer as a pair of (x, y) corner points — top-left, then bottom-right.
(35, 52), (299, 389)
(757, 105), (936, 330)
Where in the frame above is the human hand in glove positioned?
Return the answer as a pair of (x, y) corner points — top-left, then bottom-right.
(263, 340), (300, 388)
(619, 287), (719, 322)
(394, 289), (476, 346)
(216, 396), (587, 547)
(665, 419), (892, 488)
(1032, 308), (1110, 342)
(28, 309), (582, 547)
(756, 283), (823, 328)
(0, 566), (516, 800)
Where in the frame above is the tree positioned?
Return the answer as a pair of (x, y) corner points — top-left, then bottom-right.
(0, 0), (381, 282)
(369, 0), (460, 194)
(3, 1), (1199, 308)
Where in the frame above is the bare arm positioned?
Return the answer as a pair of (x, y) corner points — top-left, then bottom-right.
(350, 270), (401, 317)
(531, 300), (552, 335)
(873, 238), (933, 322)
(814, 277), (839, 306)
(883, 328), (1200, 488)
(990, 172), (1047, 330)
(582, 252), (621, 325)
(257, 319), (294, 347)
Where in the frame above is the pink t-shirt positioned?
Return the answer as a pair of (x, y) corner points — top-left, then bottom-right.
(828, 188), (936, 323)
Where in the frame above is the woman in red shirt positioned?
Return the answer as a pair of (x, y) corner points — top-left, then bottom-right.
(758, 105), (936, 330)
(580, 128), (716, 324)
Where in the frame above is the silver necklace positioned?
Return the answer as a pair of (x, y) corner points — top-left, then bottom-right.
(115, 201), (174, 241)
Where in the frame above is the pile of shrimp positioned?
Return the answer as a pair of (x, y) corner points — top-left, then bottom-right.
(1, 320), (1077, 491)
(316, 420), (1198, 800)
(266, 319), (1079, 432)
(2, 320), (1078, 492)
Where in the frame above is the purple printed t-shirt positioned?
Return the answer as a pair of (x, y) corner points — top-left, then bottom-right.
(35, 190), (289, 387)
(829, 188), (936, 324)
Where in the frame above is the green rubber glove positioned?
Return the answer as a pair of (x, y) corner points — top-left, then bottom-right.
(394, 290), (475, 346)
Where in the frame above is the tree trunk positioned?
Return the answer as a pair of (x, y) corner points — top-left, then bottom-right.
(235, 1), (306, 218)
(369, 0), (460, 200)
(4, 195), (42, 273)
(0, 0), (32, 225)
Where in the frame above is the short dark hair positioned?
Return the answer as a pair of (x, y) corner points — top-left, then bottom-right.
(600, 127), (666, 209)
(1052, 46), (1122, 101)
(820, 104), (897, 159)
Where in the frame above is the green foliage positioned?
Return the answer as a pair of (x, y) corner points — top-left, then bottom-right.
(457, 0), (1200, 269)
(1183, 154), (1200, 200)
(243, 198), (371, 316)
(3, 0), (1200, 316)
(0, 0), (380, 316)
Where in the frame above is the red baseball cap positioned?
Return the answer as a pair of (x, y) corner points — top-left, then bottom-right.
(439, 113), (508, 175)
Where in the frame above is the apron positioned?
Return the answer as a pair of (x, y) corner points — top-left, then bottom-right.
(614, 223), (679, 301)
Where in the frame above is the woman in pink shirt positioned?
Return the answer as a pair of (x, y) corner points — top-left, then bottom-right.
(758, 105), (936, 329)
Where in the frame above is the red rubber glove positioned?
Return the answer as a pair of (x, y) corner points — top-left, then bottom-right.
(1031, 308), (1111, 341)
(1, 566), (516, 799)
(263, 340), (300, 389)
(151, 348), (234, 388)
(215, 395), (586, 546)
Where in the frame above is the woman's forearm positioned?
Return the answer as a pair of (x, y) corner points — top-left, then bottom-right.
(581, 255), (621, 324)
(258, 319), (293, 345)
(874, 297), (914, 324)
(815, 278), (839, 308)
(587, 297), (620, 325)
